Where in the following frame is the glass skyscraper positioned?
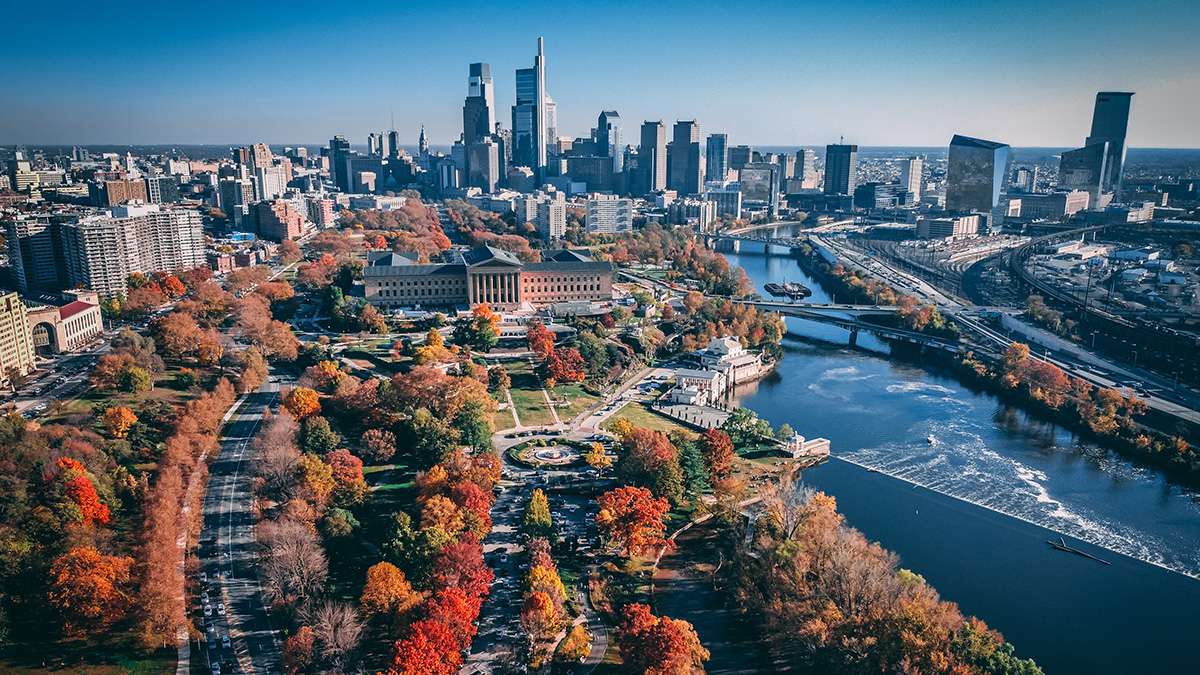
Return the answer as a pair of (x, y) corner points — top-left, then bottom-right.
(945, 134), (1010, 213)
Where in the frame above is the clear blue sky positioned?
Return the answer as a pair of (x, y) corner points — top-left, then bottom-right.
(3, 0), (1198, 148)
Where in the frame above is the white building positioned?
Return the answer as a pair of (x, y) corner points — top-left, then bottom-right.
(60, 205), (204, 297)
(516, 189), (567, 239)
(585, 194), (632, 234)
(670, 335), (766, 406)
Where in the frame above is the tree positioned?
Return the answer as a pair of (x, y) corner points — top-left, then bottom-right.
(426, 586), (481, 649)
(700, 428), (735, 482)
(526, 319), (555, 359)
(284, 387), (322, 419)
(385, 619), (463, 675)
(296, 453), (336, 504)
(721, 407), (770, 445)
(585, 443), (612, 475)
(308, 601), (364, 673)
(150, 312), (204, 358)
(47, 547), (134, 635)
(608, 416), (635, 440)
(774, 423), (795, 441)
(361, 428), (398, 463)
(279, 238), (303, 264)
(521, 591), (560, 638)
(409, 408), (461, 468)
(63, 474), (111, 526)
(300, 416), (340, 455)
(360, 562), (421, 630)
(543, 347), (587, 383)
(119, 365), (153, 393)
(488, 366), (511, 394)
(239, 345), (270, 393)
(616, 603), (709, 675)
(259, 520), (329, 615)
(682, 291), (705, 316)
(453, 399), (493, 452)
(596, 486), (670, 556)
(282, 626), (315, 675)
(103, 406), (138, 439)
(522, 488), (554, 539)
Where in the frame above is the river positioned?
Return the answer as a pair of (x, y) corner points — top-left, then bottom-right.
(721, 250), (1200, 675)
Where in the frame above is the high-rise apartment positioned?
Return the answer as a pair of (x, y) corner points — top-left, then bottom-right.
(795, 149), (817, 182)
(669, 120), (702, 195)
(585, 194), (633, 234)
(0, 293), (36, 388)
(945, 135), (1010, 213)
(596, 111), (623, 172)
(823, 144), (859, 195)
(706, 134), (728, 183)
(639, 121), (667, 194)
(59, 204), (205, 297)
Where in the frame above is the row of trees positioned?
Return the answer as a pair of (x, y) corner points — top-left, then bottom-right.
(726, 479), (1042, 674)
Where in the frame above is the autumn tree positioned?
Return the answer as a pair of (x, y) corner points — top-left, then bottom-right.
(103, 406), (138, 439)
(283, 626), (315, 675)
(596, 486), (671, 556)
(47, 547), (134, 635)
(700, 428), (735, 482)
(259, 519), (329, 617)
(360, 562), (422, 635)
(296, 453), (336, 504)
(543, 346), (586, 383)
(522, 488), (554, 539)
(238, 345), (270, 393)
(521, 591), (560, 638)
(616, 603), (709, 675)
(426, 586), (482, 649)
(150, 311), (204, 358)
(361, 428), (397, 463)
(488, 365), (511, 394)
(385, 619), (463, 675)
(307, 601), (364, 673)
(284, 387), (322, 419)
(526, 319), (555, 359)
(585, 442), (612, 475)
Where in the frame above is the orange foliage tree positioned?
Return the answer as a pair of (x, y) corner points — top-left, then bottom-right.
(384, 619), (463, 675)
(596, 486), (670, 557)
(47, 547), (134, 635)
(359, 562), (422, 633)
(526, 319), (555, 359)
(521, 590), (560, 638)
(616, 603), (710, 675)
(103, 406), (139, 439)
(700, 428), (735, 482)
(283, 387), (322, 419)
(543, 347), (586, 383)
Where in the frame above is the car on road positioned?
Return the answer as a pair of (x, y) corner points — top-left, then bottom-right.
(499, 554), (509, 564)
(208, 635), (217, 649)
(216, 603), (226, 616)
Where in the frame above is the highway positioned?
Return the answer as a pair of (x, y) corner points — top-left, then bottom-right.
(197, 386), (283, 675)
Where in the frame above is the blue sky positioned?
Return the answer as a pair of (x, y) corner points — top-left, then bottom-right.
(3, 0), (1198, 148)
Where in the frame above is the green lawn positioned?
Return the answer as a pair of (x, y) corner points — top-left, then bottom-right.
(548, 384), (602, 416)
(509, 388), (555, 427)
(602, 403), (690, 436)
(494, 410), (517, 432)
(0, 633), (175, 675)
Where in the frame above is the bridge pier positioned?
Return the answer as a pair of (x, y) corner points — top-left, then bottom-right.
(848, 329), (858, 346)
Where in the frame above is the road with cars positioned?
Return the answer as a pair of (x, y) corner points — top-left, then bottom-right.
(196, 386), (283, 675)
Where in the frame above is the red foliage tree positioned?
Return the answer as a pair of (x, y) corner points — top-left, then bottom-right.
(428, 536), (493, 599)
(425, 586), (481, 649)
(700, 428), (735, 482)
(64, 475), (111, 525)
(543, 347), (586, 383)
(384, 619), (462, 675)
(526, 320), (555, 359)
(596, 486), (670, 556)
(616, 603), (709, 675)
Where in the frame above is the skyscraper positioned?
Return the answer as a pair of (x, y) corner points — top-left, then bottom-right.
(639, 121), (667, 194)
(706, 134), (728, 183)
(596, 111), (623, 172)
(329, 135), (351, 192)
(1086, 92), (1134, 198)
(512, 38), (549, 180)
(945, 135), (1010, 213)
(823, 143), (859, 195)
(899, 156), (923, 202)
(729, 145), (754, 172)
(795, 149), (817, 182)
(669, 120), (702, 195)
(463, 63), (495, 143)
(1059, 91), (1134, 202)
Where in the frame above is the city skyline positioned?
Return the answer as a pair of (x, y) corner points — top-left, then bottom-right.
(3, 1), (1199, 148)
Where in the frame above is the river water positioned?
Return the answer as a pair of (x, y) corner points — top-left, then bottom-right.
(722, 251), (1200, 675)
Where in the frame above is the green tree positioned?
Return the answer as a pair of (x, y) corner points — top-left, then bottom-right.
(774, 423), (795, 441)
(453, 399), (492, 452)
(522, 489), (554, 540)
(300, 416), (341, 455)
(119, 366), (153, 393)
(721, 407), (770, 445)
(671, 431), (709, 495)
(409, 408), (460, 468)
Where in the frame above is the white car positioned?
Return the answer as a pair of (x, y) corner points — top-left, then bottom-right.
(216, 603), (226, 616)
(204, 605), (213, 617)
(205, 621), (215, 633)
(200, 591), (210, 603)
(221, 634), (231, 649)
(211, 663), (222, 675)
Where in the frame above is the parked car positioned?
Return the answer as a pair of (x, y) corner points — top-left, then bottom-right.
(221, 634), (231, 649)
(204, 605), (213, 617)
(216, 603), (226, 616)
(200, 591), (209, 603)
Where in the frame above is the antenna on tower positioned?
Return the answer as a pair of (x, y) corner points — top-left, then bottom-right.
(390, 108), (395, 132)
(839, 135), (844, 145)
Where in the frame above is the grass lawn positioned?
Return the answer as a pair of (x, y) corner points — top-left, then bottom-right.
(0, 633), (175, 675)
(510, 388), (555, 427)
(547, 384), (602, 416)
(602, 403), (690, 437)
(493, 410), (517, 432)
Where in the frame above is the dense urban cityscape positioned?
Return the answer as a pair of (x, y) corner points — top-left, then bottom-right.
(2, 4), (1199, 675)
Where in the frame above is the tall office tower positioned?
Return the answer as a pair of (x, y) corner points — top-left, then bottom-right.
(329, 135), (352, 192)
(60, 204), (204, 297)
(250, 143), (274, 169)
(368, 133), (382, 156)
(776, 153), (796, 181)
(0, 293), (36, 388)
(729, 145), (754, 172)
(945, 135), (1010, 213)
(255, 165), (288, 200)
(464, 63), (496, 143)
(1060, 91), (1134, 202)
(639, 121), (667, 194)
(1011, 166), (1038, 193)
(232, 146), (252, 165)
(899, 156), (923, 201)
(823, 143), (859, 195)
(795, 149), (817, 181)
(1086, 92), (1134, 198)
(386, 130), (400, 158)
(512, 38), (549, 179)
(706, 134), (728, 183)
(596, 111), (623, 172)
(669, 120), (702, 195)
(467, 139), (501, 193)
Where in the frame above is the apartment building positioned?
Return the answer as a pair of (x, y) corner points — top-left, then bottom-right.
(0, 293), (36, 388)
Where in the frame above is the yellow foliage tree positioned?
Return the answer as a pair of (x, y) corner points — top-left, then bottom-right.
(102, 406), (138, 438)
